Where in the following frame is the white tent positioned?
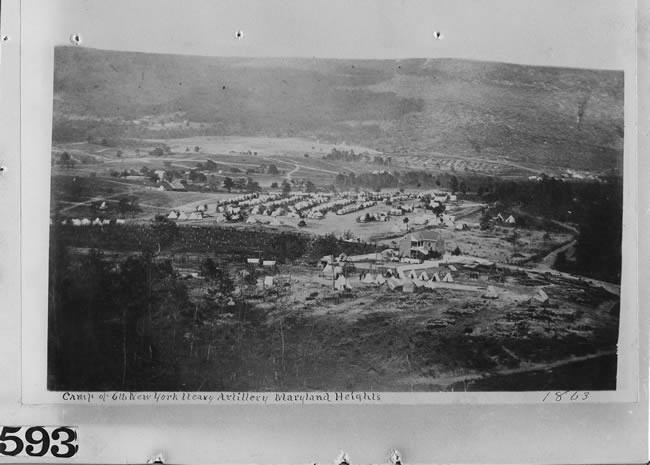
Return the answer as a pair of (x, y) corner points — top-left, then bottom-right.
(419, 271), (429, 281)
(264, 276), (274, 287)
(167, 211), (178, 219)
(177, 211), (188, 220)
(335, 275), (347, 290)
(534, 289), (549, 303)
(102, 219), (111, 225)
(408, 270), (418, 279)
(442, 272), (454, 282)
(92, 217), (102, 226)
(322, 264), (333, 275)
(432, 272), (441, 282)
(333, 266), (344, 276)
(99, 201), (107, 210)
(71, 218), (81, 226)
(362, 274), (375, 284)
(375, 274), (386, 285)
(115, 219), (126, 225)
(448, 265), (458, 272)
(81, 218), (91, 226)
(505, 215), (516, 224)
(387, 277), (403, 291)
(188, 212), (200, 220)
(482, 285), (499, 299)
(425, 280), (437, 289)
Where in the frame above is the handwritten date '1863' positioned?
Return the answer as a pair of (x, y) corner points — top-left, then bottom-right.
(542, 391), (590, 402)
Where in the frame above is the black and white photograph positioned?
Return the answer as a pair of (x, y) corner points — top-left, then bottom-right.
(3, 0), (647, 462)
(46, 44), (625, 393)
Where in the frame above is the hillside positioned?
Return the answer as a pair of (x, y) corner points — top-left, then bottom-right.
(52, 47), (624, 172)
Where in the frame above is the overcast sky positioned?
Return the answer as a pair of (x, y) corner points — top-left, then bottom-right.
(51, 0), (634, 70)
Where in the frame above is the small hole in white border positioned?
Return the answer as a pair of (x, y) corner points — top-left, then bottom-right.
(1, 35), (9, 42)
(433, 31), (443, 40)
(0, 166), (7, 174)
(70, 33), (82, 45)
(235, 30), (244, 40)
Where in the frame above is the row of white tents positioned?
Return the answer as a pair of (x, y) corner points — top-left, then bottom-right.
(360, 271), (454, 286)
(495, 213), (516, 224)
(61, 217), (126, 226)
(168, 210), (204, 220)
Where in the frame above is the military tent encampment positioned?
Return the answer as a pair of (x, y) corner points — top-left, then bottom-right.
(334, 275), (347, 291)
(432, 272), (441, 282)
(322, 264), (333, 275)
(419, 271), (429, 281)
(177, 211), (188, 220)
(362, 274), (375, 284)
(375, 274), (386, 285)
(442, 272), (454, 282)
(167, 211), (178, 219)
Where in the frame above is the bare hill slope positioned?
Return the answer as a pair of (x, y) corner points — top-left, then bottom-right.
(53, 47), (624, 171)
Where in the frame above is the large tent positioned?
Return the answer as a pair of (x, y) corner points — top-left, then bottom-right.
(482, 285), (499, 299)
(408, 270), (418, 279)
(387, 277), (403, 291)
(419, 271), (429, 281)
(362, 274), (375, 284)
(432, 272), (441, 282)
(375, 275), (386, 285)
(442, 272), (454, 282)
(534, 289), (549, 303)
(335, 275), (351, 291)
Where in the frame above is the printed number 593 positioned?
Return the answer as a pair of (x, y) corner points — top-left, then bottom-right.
(0, 426), (78, 458)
